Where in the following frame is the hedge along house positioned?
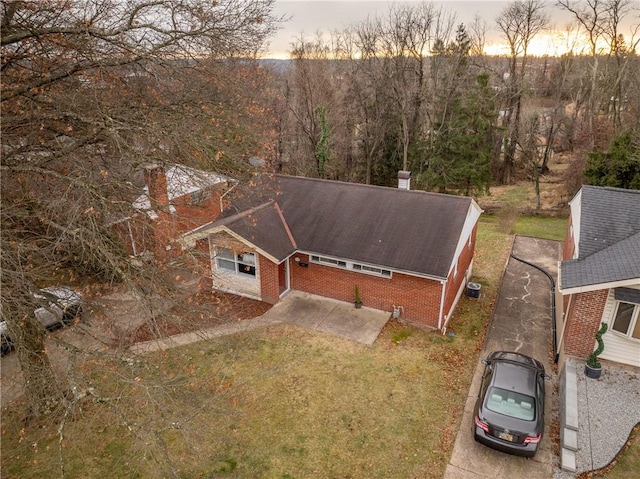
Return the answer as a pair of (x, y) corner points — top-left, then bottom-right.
(181, 174), (483, 331)
(113, 163), (234, 260)
(558, 185), (640, 368)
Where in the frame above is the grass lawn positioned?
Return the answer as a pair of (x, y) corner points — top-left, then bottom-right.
(515, 216), (568, 241)
(479, 213), (567, 242)
(1, 222), (513, 479)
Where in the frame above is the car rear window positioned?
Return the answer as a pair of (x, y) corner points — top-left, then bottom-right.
(485, 387), (535, 421)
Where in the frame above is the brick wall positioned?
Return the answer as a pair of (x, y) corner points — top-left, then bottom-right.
(563, 289), (609, 358)
(117, 191), (224, 261)
(259, 255), (280, 304)
(289, 254), (443, 328)
(127, 164), (228, 260)
(153, 187), (224, 260)
(170, 187), (223, 234)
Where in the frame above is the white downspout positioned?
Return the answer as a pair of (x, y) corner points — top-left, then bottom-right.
(126, 220), (138, 256)
(557, 293), (572, 350)
(438, 279), (447, 331)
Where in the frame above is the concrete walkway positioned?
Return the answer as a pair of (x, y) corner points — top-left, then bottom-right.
(130, 291), (391, 354)
(129, 316), (283, 354)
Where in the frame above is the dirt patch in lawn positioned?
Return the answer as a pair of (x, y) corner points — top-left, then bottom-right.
(126, 291), (272, 344)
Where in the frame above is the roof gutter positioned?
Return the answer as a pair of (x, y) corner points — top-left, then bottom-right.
(558, 276), (640, 295)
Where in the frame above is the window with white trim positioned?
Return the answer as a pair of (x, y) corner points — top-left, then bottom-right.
(216, 248), (256, 278)
(352, 263), (392, 277)
(311, 255), (346, 268)
(310, 254), (391, 278)
(611, 301), (640, 341)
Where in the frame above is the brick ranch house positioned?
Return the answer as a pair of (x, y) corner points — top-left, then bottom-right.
(558, 185), (640, 368)
(112, 163), (234, 259)
(180, 173), (483, 331)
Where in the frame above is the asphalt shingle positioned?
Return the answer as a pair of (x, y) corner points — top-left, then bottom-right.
(561, 186), (640, 290)
(274, 175), (472, 278)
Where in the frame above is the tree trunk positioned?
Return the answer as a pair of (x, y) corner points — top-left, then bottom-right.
(401, 112), (409, 171)
(16, 318), (63, 417)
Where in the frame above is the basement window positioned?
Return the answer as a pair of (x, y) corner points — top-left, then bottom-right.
(310, 254), (391, 278)
(352, 263), (391, 278)
(216, 248), (256, 278)
(310, 255), (347, 268)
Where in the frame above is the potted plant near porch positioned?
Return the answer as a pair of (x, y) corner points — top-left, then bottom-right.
(585, 322), (608, 379)
(354, 285), (362, 309)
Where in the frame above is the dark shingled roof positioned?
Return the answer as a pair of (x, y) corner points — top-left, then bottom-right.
(190, 202), (296, 262)
(273, 176), (471, 278)
(561, 185), (640, 290)
(189, 175), (475, 278)
(188, 175), (472, 279)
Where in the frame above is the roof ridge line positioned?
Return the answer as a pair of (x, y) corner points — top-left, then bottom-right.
(275, 174), (472, 200)
(273, 201), (297, 249)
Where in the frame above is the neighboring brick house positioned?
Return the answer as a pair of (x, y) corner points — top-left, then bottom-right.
(558, 185), (640, 367)
(181, 174), (483, 331)
(114, 163), (233, 259)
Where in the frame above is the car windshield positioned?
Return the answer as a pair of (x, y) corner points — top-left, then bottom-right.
(485, 386), (535, 421)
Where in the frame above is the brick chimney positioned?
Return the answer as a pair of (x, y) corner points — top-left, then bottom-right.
(398, 170), (411, 190)
(143, 163), (169, 210)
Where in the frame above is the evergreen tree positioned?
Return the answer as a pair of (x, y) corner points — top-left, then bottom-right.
(422, 24), (496, 195)
(584, 131), (640, 189)
(425, 73), (495, 195)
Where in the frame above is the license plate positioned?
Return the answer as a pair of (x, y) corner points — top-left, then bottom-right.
(498, 432), (514, 442)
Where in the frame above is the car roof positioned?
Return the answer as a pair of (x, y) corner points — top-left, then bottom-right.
(491, 361), (538, 397)
(35, 286), (82, 307)
(488, 351), (545, 370)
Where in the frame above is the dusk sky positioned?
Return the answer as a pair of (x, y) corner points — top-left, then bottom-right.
(267, 1), (633, 58)
(269, 1), (509, 57)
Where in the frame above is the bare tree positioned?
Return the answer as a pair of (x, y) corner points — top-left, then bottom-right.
(1, 0), (280, 419)
(283, 33), (340, 177)
(496, 0), (549, 184)
(520, 113), (552, 209)
(351, 18), (397, 184)
(556, 0), (639, 143)
(378, 3), (439, 173)
(601, 0), (640, 131)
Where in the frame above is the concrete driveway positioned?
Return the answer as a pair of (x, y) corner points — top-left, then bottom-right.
(444, 236), (561, 479)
